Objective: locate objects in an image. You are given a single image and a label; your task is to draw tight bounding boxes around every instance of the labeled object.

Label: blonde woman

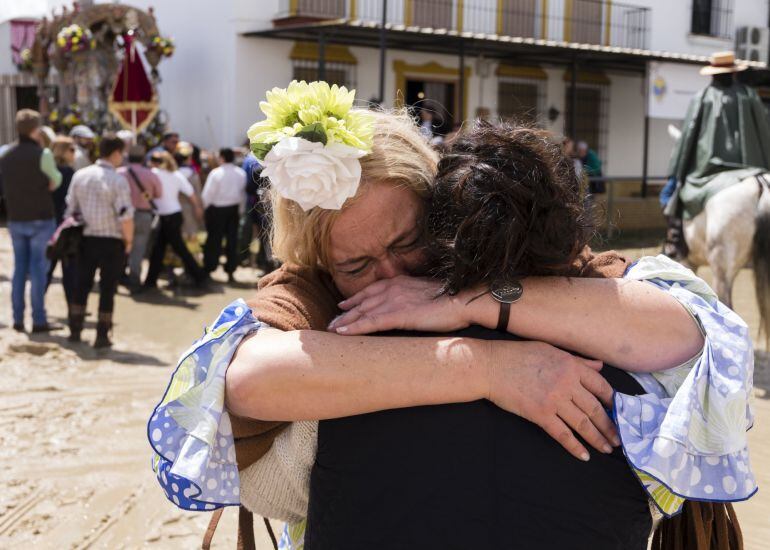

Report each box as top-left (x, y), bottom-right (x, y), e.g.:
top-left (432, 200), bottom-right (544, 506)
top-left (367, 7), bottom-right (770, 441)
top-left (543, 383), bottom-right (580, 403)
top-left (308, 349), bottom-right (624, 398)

top-left (150, 84), bottom-right (751, 548)
top-left (144, 151), bottom-right (207, 290)
top-left (46, 135), bottom-right (78, 303)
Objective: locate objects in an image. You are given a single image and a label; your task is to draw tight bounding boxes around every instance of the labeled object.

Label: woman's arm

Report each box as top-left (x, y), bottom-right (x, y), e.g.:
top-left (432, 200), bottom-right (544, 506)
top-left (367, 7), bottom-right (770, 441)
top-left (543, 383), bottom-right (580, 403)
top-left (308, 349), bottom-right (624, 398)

top-left (470, 277), bottom-right (703, 372)
top-left (329, 276), bottom-right (704, 372)
top-left (226, 328), bottom-right (618, 460)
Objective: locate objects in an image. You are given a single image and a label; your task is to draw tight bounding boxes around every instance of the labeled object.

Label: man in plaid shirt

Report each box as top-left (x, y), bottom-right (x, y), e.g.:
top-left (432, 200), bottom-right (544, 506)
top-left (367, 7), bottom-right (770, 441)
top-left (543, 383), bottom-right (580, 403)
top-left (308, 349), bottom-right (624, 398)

top-left (65, 134), bottom-right (134, 348)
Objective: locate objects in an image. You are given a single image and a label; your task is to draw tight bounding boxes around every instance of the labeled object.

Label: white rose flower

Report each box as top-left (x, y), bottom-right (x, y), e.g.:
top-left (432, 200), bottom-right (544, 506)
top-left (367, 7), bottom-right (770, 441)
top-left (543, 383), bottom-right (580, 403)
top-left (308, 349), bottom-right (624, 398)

top-left (261, 137), bottom-right (367, 211)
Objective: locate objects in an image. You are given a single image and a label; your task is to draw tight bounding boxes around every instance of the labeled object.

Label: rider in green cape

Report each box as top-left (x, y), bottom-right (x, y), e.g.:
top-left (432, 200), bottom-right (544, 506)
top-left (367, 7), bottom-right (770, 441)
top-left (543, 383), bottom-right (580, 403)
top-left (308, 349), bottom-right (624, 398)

top-left (662, 51), bottom-right (770, 259)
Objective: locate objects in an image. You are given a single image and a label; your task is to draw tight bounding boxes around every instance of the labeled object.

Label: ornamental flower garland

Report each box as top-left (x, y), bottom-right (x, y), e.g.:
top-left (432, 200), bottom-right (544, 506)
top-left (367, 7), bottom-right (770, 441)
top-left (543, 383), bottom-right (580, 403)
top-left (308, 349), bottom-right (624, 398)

top-left (247, 80), bottom-right (374, 211)
top-left (149, 36), bottom-right (175, 58)
top-left (56, 24), bottom-right (95, 54)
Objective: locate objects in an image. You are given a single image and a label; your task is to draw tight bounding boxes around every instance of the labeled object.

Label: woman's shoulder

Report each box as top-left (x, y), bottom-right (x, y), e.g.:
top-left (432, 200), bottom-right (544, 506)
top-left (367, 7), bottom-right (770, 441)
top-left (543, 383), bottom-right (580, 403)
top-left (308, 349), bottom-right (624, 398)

top-left (570, 246), bottom-right (630, 279)
top-left (247, 264), bottom-right (341, 331)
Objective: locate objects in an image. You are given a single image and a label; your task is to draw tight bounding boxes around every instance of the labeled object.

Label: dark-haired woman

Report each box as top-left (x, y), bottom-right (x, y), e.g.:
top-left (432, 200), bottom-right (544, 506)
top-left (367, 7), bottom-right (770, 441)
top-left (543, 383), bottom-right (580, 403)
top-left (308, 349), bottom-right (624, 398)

top-left (151, 115), bottom-right (752, 549)
top-left (319, 122), bottom-right (752, 549)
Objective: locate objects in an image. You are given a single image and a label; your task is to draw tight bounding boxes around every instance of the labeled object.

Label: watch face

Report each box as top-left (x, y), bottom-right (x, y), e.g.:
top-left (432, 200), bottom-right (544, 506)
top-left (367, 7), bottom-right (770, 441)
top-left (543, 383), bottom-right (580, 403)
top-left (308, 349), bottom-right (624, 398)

top-left (491, 280), bottom-right (523, 304)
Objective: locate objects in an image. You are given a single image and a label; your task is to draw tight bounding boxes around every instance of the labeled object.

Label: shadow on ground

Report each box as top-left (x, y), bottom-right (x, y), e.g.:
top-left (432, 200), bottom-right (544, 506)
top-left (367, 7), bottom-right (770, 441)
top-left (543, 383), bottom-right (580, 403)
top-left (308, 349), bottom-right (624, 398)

top-left (754, 350), bottom-right (770, 399)
top-left (27, 331), bottom-right (167, 366)
top-left (125, 287), bottom-right (205, 310)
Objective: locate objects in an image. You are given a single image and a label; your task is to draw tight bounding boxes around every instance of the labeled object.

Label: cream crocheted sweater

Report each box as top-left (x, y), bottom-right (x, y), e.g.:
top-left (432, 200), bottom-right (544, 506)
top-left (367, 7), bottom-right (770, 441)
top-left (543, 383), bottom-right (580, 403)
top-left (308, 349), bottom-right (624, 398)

top-left (238, 419), bottom-right (317, 523)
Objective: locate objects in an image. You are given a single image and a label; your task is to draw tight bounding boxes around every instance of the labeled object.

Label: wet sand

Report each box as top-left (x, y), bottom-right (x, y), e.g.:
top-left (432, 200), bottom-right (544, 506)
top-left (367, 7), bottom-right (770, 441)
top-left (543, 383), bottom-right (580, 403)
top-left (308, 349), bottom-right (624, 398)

top-left (0, 228), bottom-right (767, 548)
top-left (0, 228), bottom-right (273, 549)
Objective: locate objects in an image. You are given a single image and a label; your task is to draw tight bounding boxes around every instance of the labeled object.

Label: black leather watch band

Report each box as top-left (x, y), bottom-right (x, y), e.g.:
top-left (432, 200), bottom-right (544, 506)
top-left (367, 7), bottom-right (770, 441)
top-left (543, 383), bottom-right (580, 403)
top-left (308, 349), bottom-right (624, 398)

top-left (490, 280), bottom-right (523, 333)
top-left (496, 301), bottom-right (511, 332)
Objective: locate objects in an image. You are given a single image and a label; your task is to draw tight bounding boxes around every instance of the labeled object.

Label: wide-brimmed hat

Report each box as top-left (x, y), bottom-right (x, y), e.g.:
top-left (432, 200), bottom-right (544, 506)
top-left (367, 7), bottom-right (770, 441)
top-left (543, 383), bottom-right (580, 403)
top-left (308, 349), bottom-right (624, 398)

top-left (700, 51), bottom-right (749, 75)
top-left (69, 124), bottom-right (95, 139)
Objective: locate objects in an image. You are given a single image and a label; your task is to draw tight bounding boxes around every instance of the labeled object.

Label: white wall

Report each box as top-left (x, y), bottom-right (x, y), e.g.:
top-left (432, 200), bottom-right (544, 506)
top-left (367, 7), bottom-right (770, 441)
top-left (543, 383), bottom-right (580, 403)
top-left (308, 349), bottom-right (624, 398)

top-left (639, 0), bottom-right (768, 56)
top-left (119, 0), bottom-right (239, 147)
top-left (605, 73), bottom-right (646, 176)
top-left (233, 36), bottom-right (292, 145)
top-left (0, 21), bottom-right (15, 76)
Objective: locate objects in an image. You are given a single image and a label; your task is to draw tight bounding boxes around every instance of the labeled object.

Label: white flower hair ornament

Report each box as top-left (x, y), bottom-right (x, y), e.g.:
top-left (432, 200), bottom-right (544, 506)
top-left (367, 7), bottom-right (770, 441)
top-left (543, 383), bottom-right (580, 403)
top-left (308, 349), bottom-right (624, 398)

top-left (247, 81), bottom-right (375, 211)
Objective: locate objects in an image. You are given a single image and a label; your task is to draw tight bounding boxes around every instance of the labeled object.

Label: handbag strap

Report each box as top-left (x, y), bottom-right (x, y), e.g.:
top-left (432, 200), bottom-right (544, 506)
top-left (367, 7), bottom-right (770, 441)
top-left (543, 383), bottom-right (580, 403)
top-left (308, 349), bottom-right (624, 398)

top-left (201, 508), bottom-right (223, 550)
top-left (127, 167), bottom-right (158, 212)
top-left (199, 506), bottom-right (277, 550)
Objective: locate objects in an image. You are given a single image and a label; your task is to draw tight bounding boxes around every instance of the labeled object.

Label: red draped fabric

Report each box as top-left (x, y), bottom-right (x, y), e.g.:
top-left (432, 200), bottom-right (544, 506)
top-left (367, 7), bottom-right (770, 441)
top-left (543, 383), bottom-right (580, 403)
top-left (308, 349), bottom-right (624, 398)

top-left (10, 19), bottom-right (37, 65)
top-left (108, 33), bottom-right (158, 132)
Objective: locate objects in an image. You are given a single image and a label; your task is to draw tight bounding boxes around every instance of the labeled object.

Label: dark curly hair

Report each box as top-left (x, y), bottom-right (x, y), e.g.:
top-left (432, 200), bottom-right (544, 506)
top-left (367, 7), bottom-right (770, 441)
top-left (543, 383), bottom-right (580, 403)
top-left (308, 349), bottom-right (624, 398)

top-left (427, 120), bottom-right (593, 294)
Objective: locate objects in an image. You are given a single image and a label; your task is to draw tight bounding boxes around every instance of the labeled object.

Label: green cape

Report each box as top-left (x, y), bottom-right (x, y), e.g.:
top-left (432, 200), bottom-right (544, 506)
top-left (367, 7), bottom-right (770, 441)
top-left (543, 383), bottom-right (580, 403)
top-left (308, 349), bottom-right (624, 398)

top-left (664, 81), bottom-right (770, 219)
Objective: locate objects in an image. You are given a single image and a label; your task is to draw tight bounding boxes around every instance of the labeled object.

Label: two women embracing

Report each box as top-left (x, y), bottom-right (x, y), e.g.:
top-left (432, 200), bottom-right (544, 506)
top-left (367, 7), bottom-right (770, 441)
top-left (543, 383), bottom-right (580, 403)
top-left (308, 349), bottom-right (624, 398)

top-left (149, 81), bottom-right (755, 550)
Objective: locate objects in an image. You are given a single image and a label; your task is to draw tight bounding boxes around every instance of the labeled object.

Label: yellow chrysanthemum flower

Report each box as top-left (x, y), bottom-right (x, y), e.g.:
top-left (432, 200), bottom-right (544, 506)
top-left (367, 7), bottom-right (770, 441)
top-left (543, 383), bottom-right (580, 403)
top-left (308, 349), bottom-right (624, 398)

top-left (247, 80), bottom-right (374, 160)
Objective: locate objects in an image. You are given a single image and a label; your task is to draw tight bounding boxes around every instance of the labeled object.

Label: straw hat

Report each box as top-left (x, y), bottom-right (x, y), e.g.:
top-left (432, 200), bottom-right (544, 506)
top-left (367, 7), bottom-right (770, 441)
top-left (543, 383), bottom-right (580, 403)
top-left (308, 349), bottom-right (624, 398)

top-left (700, 51), bottom-right (749, 75)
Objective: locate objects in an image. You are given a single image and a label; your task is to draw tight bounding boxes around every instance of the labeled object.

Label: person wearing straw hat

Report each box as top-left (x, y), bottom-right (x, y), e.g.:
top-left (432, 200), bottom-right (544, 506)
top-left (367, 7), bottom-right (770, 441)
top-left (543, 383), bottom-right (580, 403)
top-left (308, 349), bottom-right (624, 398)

top-left (662, 51), bottom-right (770, 260)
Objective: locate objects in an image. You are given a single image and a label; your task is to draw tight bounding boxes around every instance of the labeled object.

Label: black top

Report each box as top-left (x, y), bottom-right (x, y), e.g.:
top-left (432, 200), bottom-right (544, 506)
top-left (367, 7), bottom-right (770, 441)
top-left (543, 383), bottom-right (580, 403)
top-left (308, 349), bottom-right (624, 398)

top-left (0, 138), bottom-right (55, 222)
top-left (305, 326), bottom-right (651, 550)
top-left (52, 165), bottom-right (75, 224)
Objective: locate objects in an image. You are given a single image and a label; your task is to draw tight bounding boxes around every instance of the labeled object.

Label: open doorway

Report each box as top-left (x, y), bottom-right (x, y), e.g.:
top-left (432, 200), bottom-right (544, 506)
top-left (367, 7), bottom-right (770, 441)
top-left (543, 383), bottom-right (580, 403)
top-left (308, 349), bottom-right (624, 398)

top-left (405, 79), bottom-right (457, 137)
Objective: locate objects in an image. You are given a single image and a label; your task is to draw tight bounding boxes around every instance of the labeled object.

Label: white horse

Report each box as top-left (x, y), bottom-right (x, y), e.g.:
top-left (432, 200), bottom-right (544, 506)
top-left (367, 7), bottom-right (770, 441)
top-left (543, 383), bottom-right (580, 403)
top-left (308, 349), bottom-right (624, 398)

top-left (682, 173), bottom-right (770, 336)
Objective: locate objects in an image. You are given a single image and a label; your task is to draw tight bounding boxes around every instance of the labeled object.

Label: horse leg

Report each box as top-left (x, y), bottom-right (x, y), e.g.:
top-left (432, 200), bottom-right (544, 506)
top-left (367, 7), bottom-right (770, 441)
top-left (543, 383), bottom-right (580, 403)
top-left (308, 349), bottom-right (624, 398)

top-left (708, 245), bottom-right (735, 308)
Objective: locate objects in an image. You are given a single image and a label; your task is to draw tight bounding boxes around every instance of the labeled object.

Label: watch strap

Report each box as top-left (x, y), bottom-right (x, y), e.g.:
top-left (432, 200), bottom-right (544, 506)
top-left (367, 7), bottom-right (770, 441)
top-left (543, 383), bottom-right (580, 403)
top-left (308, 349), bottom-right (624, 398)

top-left (496, 301), bottom-right (511, 332)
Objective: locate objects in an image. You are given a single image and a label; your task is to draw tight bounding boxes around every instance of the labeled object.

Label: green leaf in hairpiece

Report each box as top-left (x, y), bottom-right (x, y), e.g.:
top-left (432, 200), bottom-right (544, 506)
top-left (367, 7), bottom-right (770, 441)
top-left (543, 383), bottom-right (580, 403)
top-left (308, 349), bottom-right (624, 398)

top-left (295, 122), bottom-right (328, 145)
top-left (251, 141), bottom-right (275, 161)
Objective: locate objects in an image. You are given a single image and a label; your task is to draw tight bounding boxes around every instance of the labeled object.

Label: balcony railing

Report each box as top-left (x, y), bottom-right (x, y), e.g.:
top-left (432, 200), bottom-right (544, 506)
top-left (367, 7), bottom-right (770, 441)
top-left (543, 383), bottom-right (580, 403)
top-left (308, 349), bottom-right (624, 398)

top-left (276, 0), bottom-right (651, 50)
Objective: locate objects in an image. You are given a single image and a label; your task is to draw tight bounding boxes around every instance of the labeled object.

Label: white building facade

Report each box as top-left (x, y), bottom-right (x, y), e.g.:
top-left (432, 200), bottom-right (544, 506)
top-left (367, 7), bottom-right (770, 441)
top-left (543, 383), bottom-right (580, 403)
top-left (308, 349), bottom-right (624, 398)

top-left (2, 0), bottom-right (769, 180)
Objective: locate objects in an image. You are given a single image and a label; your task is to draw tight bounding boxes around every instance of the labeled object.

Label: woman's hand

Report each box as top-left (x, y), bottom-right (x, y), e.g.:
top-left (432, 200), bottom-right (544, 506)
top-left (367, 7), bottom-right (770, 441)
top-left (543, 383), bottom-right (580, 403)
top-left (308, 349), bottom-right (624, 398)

top-left (329, 275), bottom-right (474, 334)
top-left (487, 341), bottom-right (620, 461)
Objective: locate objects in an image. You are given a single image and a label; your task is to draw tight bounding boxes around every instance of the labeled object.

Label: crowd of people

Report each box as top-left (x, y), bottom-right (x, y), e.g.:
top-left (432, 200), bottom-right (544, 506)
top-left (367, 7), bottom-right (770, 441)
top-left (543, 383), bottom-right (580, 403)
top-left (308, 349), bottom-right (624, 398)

top-left (0, 109), bottom-right (274, 348)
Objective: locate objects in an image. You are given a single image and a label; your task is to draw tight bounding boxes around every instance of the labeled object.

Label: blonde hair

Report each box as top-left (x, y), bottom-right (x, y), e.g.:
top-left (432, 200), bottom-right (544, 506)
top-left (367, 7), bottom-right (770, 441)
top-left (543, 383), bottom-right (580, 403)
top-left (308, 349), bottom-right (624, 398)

top-left (270, 109), bottom-right (439, 270)
top-left (52, 136), bottom-right (74, 166)
top-left (153, 150), bottom-right (178, 172)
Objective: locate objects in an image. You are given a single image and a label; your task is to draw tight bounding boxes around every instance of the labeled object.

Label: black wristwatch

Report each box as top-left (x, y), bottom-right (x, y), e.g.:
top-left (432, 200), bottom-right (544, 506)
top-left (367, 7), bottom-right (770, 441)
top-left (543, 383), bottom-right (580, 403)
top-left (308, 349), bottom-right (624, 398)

top-left (490, 280), bottom-right (524, 332)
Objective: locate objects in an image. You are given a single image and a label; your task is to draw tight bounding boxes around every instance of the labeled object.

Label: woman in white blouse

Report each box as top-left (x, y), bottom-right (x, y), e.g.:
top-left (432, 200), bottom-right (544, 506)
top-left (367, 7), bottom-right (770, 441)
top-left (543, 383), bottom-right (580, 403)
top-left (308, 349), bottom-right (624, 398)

top-left (143, 151), bottom-right (208, 290)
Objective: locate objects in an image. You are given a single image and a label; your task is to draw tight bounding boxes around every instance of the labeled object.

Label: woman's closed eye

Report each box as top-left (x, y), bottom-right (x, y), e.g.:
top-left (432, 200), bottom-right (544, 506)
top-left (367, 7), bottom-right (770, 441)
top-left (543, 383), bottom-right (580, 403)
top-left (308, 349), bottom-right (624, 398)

top-left (340, 261), bottom-right (371, 277)
top-left (392, 237), bottom-right (420, 252)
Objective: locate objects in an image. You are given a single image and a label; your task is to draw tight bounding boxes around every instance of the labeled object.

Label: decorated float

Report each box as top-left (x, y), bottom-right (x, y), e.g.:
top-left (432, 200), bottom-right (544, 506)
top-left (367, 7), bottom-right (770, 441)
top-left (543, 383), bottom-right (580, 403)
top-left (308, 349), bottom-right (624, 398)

top-left (21, 1), bottom-right (173, 140)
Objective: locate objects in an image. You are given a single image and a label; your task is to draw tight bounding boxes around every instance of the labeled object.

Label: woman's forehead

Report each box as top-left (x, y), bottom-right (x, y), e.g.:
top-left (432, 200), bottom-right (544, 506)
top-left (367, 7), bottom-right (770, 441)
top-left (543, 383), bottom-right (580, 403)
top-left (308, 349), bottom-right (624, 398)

top-left (329, 184), bottom-right (422, 261)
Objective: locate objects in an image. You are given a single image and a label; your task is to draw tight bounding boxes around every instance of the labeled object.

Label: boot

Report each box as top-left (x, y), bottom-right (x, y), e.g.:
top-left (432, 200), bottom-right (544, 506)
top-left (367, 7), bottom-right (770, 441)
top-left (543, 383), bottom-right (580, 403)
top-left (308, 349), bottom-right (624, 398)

top-left (662, 215), bottom-right (689, 261)
top-left (93, 311), bottom-right (113, 349)
top-left (68, 304), bottom-right (85, 343)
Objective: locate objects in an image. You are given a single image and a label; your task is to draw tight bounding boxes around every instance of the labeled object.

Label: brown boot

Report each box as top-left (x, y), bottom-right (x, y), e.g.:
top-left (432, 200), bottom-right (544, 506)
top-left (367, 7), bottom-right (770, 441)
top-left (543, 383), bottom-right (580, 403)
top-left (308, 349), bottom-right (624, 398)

top-left (94, 311), bottom-right (113, 349)
top-left (68, 304), bottom-right (85, 343)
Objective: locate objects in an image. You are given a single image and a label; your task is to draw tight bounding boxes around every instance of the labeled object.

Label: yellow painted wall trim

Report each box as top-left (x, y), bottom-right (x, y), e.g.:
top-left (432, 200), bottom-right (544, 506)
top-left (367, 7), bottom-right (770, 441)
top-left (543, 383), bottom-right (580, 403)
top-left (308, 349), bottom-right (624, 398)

top-left (562, 69), bottom-right (611, 85)
top-left (457, 0), bottom-right (465, 33)
top-left (392, 60), bottom-right (471, 118)
top-left (290, 41), bottom-right (358, 64)
top-left (496, 63), bottom-right (548, 80)
top-left (405, 0), bottom-right (413, 26)
top-left (604, 0), bottom-right (612, 46)
top-left (564, 0), bottom-right (573, 42)
top-left (289, 0), bottom-right (298, 17)
top-left (350, 0), bottom-right (357, 20)
top-left (496, 0), bottom-right (503, 35)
